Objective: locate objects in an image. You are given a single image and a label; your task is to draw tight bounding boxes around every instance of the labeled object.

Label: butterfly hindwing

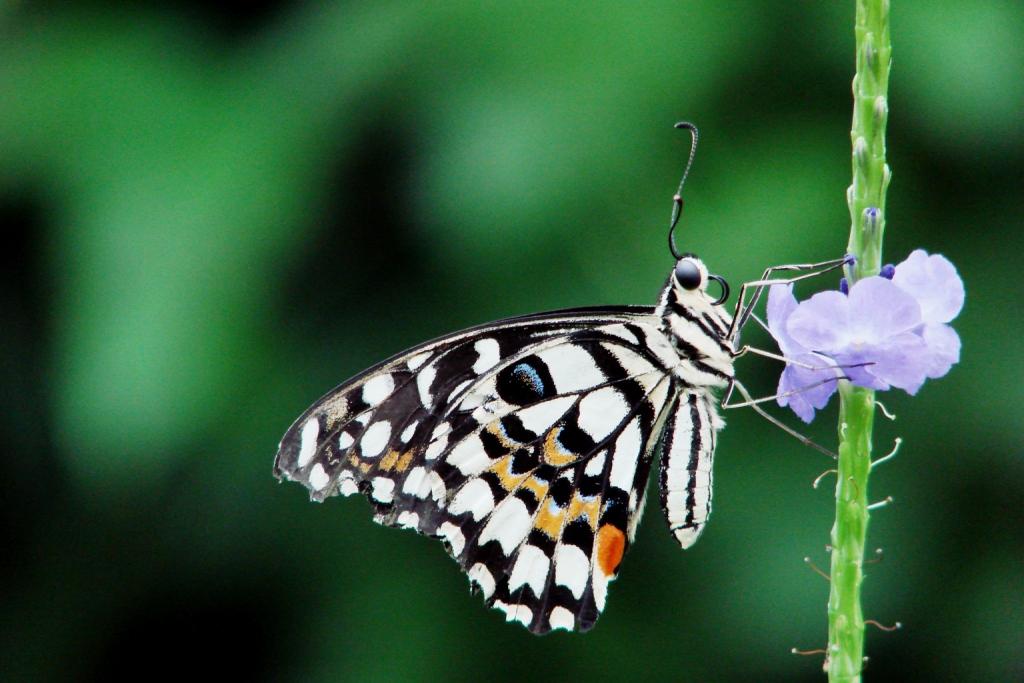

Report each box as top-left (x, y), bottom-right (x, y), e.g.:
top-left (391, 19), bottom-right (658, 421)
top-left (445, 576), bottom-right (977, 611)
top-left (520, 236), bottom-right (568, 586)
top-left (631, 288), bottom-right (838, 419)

top-left (274, 307), bottom-right (681, 633)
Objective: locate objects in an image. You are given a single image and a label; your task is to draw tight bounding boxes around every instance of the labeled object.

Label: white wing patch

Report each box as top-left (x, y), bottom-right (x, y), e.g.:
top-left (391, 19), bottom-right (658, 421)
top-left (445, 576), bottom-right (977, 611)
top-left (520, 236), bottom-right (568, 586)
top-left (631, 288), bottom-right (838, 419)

top-left (361, 373), bottom-right (395, 407)
top-left (478, 496), bottom-right (533, 555)
top-left (297, 418), bottom-right (319, 468)
top-left (577, 387), bottom-right (630, 441)
top-left (360, 421), bottom-right (391, 458)
top-left (538, 344), bottom-right (607, 393)
top-left (449, 478), bottom-right (497, 521)
top-left (472, 338), bottom-right (501, 374)
top-left (508, 544), bottom-right (550, 597)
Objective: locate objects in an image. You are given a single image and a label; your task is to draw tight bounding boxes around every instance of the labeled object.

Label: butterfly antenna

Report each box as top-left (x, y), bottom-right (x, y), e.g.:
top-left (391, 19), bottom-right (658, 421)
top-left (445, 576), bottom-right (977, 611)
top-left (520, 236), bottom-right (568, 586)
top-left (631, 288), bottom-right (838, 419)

top-left (668, 121), bottom-right (699, 260)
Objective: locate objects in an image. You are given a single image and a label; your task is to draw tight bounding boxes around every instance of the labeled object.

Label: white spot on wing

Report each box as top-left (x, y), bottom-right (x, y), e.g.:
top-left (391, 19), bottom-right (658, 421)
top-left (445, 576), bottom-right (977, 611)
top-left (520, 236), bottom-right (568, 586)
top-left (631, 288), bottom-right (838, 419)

top-left (537, 344), bottom-right (606, 393)
top-left (360, 421), bottom-right (391, 458)
top-left (554, 544), bottom-right (589, 599)
top-left (577, 386), bottom-right (630, 441)
top-left (338, 470), bottom-right (357, 496)
top-left (338, 431), bottom-right (354, 449)
top-left (446, 379), bottom-right (472, 404)
top-left (478, 496), bottom-right (532, 554)
top-left (309, 463), bottom-right (329, 491)
top-left (449, 478), bottom-right (496, 521)
top-left (446, 434), bottom-right (492, 476)
top-left (508, 544), bottom-right (550, 597)
top-left (396, 511), bottom-right (419, 529)
top-left (548, 606), bottom-right (576, 631)
top-left (583, 451), bottom-right (606, 477)
top-left (407, 351), bottom-right (431, 371)
top-left (403, 466), bottom-right (427, 496)
top-left (370, 476), bottom-right (395, 503)
top-left (297, 418), bottom-right (319, 468)
top-left (417, 362), bottom-right (437, 407)
top-left (472, 338), bottom-right (501, 374)
top-left (517, 396), bottom-right (576, 435)
top-left (438, 521), bottom-right (466, 556)
top-left (468, 563), bottom-right (496, 599)
top-left (495, 601), bottom-right (533, 627)
top-left (459, 389), bottom-right (488, 410)
top-left (609, 417), bottom-right (642, 490)
top-left (427, 471), bottom-right (446, 502)
top-left (400, 421), bottom-right (418, 443)
top-left (424, 433), bottom-right (448, 460)
top-left (361, 374), bottom-right (395, 407)
top-left (592, 567), bottom-right (610, 611)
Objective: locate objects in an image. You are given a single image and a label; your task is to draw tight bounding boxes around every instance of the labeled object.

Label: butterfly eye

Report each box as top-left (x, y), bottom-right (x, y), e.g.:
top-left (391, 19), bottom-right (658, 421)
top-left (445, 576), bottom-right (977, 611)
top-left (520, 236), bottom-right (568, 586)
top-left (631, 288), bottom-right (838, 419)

top-left (674, 259), bottom-right (702, 290)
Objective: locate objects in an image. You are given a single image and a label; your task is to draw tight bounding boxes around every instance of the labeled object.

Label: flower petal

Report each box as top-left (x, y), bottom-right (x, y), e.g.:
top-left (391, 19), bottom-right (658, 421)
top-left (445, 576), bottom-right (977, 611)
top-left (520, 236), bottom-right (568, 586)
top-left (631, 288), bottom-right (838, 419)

top-left (767, 283), bottom-right (804, 356)
top-left (788, 290), bottom-right (851, 351)
top-left (861, 332), bottom-right (931, 395)
top-left (921, 323), bottom-right (961, 379)
top-left (847, 276), bottom-right (923, 342)
top-left (892, 249), bottom-right (965, 324)
top-left (777, 352), bottom-right (840, 423)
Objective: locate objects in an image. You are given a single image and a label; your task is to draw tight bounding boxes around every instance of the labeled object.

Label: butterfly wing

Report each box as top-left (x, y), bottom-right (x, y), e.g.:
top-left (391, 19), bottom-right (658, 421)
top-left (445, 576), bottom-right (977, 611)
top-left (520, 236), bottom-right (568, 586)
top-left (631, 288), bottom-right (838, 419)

top-left (274, 306), bottom-right (681, 633)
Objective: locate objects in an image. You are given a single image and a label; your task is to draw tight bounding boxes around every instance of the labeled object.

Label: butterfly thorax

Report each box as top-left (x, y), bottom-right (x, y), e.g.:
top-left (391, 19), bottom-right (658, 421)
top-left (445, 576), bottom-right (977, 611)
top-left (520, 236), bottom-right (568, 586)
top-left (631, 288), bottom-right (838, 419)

top-left (655, 259), bottom-right (735, 390)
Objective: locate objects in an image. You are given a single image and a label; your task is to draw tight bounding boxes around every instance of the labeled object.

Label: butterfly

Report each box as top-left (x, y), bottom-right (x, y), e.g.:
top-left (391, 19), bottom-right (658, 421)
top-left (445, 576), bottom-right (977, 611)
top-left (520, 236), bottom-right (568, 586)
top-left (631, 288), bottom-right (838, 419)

top-left (274, 123), bottom-right (749, 634)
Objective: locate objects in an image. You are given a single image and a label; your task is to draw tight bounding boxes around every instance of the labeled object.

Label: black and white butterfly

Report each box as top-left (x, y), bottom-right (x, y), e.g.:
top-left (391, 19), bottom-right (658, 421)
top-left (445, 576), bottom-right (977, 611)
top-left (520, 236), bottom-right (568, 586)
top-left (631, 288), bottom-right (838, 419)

top-left (274, 123), bottom-right (842, 633)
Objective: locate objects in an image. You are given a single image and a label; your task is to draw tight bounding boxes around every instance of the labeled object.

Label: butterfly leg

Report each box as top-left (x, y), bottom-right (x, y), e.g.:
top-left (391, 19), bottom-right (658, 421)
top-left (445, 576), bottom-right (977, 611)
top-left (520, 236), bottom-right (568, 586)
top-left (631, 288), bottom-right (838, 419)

top-left (722, 380), bottom-right (838, 459)
top-left (721, 375), bottom-right (847, 410)
top-left (726, 256), bottom-right (851, 343)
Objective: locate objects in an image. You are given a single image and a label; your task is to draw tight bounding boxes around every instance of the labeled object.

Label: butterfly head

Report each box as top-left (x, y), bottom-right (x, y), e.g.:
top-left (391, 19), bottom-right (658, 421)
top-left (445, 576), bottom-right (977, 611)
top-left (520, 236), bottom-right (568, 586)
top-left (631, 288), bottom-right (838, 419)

top-left (671, 254), bottom-right (730, 307)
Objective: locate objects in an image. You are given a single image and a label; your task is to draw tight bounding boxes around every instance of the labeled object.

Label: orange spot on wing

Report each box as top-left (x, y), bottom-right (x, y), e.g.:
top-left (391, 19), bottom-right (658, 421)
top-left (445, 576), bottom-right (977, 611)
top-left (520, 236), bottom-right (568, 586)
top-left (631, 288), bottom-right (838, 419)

top-left (379, 449), bottom-right (400, 471)
top-left (395, 451), bottom-right (414, 472)
top-left (596, 524), bottom-right (626, 576)
top-left (542, 428), bottom-right (580, 466)
top-left (534, 501), bottom-right (566, 539)
top-left (568, 494), bottom-right (599, 530)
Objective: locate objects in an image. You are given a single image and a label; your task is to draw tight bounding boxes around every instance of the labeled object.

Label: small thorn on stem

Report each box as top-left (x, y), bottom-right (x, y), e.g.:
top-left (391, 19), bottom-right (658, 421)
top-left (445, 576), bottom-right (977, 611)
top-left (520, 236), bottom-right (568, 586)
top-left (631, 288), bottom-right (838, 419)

top-left (804, 556), bottom-right (831, 581)
top-left (876, 400), bottom-right (896, 420)
top-left (865, 619), bottom-right (902, 632)
top-left (813, 468), bottom-right (838, 489)
top-left (867, 495), bottom-right (894, 511)
top-left (825, 544), bottom-right (833, 553)
top-left (791, 647), bottom-right (828, 656)
top-left (871, 437), bottom-right (902, 469)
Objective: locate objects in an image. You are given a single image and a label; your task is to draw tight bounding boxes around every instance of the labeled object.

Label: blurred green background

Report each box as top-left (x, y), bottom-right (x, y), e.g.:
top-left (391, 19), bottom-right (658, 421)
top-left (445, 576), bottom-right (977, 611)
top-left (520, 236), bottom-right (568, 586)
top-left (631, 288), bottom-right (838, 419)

top-left (1, 2), bottom-right (1021, 681)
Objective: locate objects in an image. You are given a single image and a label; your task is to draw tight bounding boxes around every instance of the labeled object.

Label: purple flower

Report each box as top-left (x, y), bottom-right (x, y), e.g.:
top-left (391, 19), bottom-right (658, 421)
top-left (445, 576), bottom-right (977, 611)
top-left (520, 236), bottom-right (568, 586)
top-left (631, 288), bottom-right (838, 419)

top-left (767, 249), bottom-right (964, 421)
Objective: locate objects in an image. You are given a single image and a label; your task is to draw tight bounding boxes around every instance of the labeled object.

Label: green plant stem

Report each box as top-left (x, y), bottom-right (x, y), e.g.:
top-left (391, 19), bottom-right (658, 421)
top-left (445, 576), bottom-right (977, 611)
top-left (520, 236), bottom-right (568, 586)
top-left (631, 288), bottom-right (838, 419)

top-left (828, 1), bottom-right (891, 681)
